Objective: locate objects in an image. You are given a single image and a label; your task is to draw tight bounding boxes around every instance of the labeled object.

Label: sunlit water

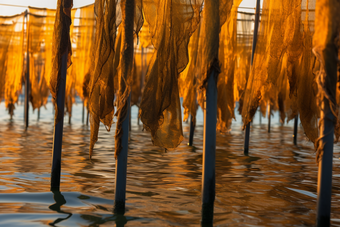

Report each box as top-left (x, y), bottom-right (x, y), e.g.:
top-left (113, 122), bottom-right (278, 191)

top-left (1, 97), bottom-right (340, 226)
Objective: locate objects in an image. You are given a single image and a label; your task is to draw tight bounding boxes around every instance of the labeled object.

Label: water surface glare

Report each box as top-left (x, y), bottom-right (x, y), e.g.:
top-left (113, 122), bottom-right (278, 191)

top-left (1, 101), bottom-right (340, 226)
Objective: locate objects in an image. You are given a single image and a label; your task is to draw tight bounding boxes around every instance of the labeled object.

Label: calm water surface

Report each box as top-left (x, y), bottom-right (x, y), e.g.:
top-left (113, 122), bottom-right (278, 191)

top-left (1, 100), bottom-right (340, 226)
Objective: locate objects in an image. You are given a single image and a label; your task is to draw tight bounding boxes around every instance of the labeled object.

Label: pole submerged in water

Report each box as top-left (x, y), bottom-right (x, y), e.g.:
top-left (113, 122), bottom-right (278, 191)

top-left (202, 70), bottom-right (217, 224)
top-left (314, 0), bottom-right (339, 224)
top-left (244, 123), bottom-right (250, 156)
top-left (50, 50), bottom-right (68, 191)
top-left (24, 10), bottom-right (30, 130)
top-left (188, 115), bottom-right (195, 146)
top-left (82, 101), bottom-right (85, 124)
top-left (267, 104), bottom-right (271, 133)
top-left (293, 114), bottom-right (298, 145)
top-left (316, 98), bottom-right (335, 227)
top-left (68, 107), bottom-right (72, 125)
top-left (114, 95), bottom-right (131, 214)
top-left (244, 0), bottom-right (261, 155)
top-left (86, 106), bottom-right (89, 126)
top-left (114, 0), bottom-right (134, 215)
top-left (201, 0), bottom-right (219, 223)
top-left (37, 108), bottom-right (40, 121)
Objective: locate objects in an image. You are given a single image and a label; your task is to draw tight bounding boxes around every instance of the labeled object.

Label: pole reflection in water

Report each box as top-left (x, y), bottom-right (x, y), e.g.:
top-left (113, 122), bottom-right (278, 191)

top-left (2, 101), bottom-right (340, 226)
top-left (48, 191), bottom-right (131, 226)
top-left (49, 191), bottom-right (72, 226)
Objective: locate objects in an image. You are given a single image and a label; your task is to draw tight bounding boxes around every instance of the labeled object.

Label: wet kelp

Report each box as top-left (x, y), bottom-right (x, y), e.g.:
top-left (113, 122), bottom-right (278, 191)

top-left (234, 12), bottom-right (253, 116)
top-left (73, 5), bottom-right (95, 104)
top-left (1, 0), bottom-right (340, 155)
top-left (139, 0), bottom-right (202, 148)
top-left (241, 0), bottom-right (319, 144)
top-left (0, 14), bottom-right (25, 117)
top-left (114, 0), bottom-right (144, 158)
top-left (313, 0), bottom-right (340, 162)
top-left (64, 9), bottom-right (77, 121)
top-left (85, 0), bottom-right (143, 158)
top-left (196, 0), bottom-right (232, 110)
top-left (216, 0), bottom-right (242, 132)
top-left (178, 24), bottom-right (201, 125)
top-left (49, 0), bottom-right (73, 125)
top-left (86, 0), bottom-right (118, 158)
top-left (28, 8), bottom-right (56, 111)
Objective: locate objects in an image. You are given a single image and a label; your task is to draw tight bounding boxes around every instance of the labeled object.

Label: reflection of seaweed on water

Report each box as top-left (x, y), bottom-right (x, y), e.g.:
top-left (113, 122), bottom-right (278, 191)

top-left (79, 213), bottom-right (148, 227)
top-left (80, 214), bottom-right (129, 227)
top-left (48, 190), bottom-right (72, 226)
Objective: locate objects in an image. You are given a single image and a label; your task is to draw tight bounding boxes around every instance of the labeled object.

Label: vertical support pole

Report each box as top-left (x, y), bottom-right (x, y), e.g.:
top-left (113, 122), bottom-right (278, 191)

top-left (293, 114), bottom-right (298, 145)
top-left (202, 70), bottom-right (217, 224)
top-left (244, 123), bottom-right (250, 156)
top-left (314, 1), bottom-right (339, 223)
top-left (317, 98), bottom-right (335, 226)
top-left (188, 115), bottom-right (195, 146)
top-left (267, 104), bottom-right (271, 133)
top-left (86, 106), bottom-right (89, 126)
top-left (68, 107), bottom-right (71, 125)
top-left (200, 0), bottom-right (219, 223)
top-left (82, 101), bottom-right (85, 124)
top-left (244, 0), bottom-right (261, 154)
top-left (37, 108), bottom-right (40, 121)
top-left (129, 103), bottom-right (131, 132)
top-left (114, 95), bottom-right (131, 214)
top-left (259, 109), bottom-right (261, 125)
top-left (24, 10), bottom-right (30, 130)
top-left (114, 0), bottom-right (134, 215)
top-left (50, 50), bottom-right (68, 191)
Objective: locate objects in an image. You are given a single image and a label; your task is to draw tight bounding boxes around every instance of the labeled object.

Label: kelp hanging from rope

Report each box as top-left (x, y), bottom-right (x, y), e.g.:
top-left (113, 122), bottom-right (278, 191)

top-left (196, 0), bottom-right (232, 110)
top-left (242, 0), bottom-right (303, 127)
top-left (241, 0), bottom-right (319, 144)
top-left (65, 9), bottom-right (77, 121)
top-left (0, 14), bottom-right (25, 117)
top-left (87, 0), bottom-right (118, 158)
top-left (121, 0), bottom-right (144, 109)
top-left (313, 0), bottom-right (340, 162)
top-left (131, 47), bottom-right (153, 107)
top-left (288, 0), bottom-right (319, 143)
top-left (49, 0), bottom-right (73, 125)
top-left (178, 23), bottom-right (201, 125)
top-left (28, 8), bottom-right (56, 111)
top-left (73, 4), bottom-right (95, 104)
top-left (139, 0), bottom-right (203, 148)
top-left (216, 0), bottom-right (242, 132)
top-left (234, 12), bottom-right (253, 116)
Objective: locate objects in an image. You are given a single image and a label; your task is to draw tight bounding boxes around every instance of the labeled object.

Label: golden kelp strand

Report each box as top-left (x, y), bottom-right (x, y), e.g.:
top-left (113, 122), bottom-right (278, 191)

top-left (49, 0), bottom-right (73, 125)
top-left (114, 0), bottom-right (138, 158)
top-left (140, 0), bottom-right (202, 149)
top-left (179, 23), bottom-right (201, 124)
top-left (216, 0), bottom-right (242, 132)
top-left (73, 4), bottom-right (95, 103)
top-left (313, 0), bottom-right (340, 163)
top-left (241, 0), bottom-right (318, 135)
top-left (87, 0), bottom-right (117, 159)
top-left (1, 14), bottom-right (25, 118)
top-left (28, 9), bottom-right (56, 111)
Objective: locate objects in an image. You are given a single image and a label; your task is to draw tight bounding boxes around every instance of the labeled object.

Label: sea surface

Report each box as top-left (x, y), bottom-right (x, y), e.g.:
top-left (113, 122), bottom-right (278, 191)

top-left (1, 97), bottom-right (340, 227)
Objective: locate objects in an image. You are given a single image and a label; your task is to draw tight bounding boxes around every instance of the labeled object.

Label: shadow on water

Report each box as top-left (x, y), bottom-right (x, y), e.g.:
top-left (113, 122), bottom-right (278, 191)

top-left (48, 190), bottom-right (72, 226)
top-left (47, 191), bottom-right (141, 227)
